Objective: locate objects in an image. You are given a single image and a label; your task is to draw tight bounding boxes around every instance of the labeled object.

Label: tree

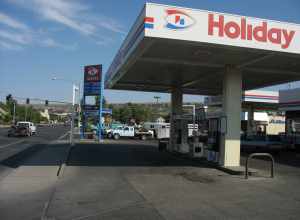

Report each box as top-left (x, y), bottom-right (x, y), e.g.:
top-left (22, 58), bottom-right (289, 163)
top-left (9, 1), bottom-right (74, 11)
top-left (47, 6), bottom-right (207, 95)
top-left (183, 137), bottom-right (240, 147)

top-left (95, 96), bottom-right (107, 107)
top-left (109, 103), bottom-right (153, 124)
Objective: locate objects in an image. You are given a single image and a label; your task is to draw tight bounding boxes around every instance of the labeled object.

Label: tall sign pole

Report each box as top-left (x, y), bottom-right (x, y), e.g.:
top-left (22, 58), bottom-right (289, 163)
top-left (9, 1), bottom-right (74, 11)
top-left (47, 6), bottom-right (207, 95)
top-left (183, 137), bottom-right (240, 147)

top-left (81, 87), bottom-right (85, 139)
top-left (70, 84), bottom-right (76, 146)
top-left (99, 71), bottom-right (104, 142)
top-left (83, 64), bottom-right (102, 141)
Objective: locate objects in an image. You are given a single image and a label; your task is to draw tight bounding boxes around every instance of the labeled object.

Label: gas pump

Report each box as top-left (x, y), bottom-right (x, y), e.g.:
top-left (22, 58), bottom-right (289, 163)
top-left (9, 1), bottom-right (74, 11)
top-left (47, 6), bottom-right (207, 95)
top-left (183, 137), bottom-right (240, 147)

top-left (207, 117), bottom-right (222, 162)
top-left (172, 115), bottom-right (189, 153)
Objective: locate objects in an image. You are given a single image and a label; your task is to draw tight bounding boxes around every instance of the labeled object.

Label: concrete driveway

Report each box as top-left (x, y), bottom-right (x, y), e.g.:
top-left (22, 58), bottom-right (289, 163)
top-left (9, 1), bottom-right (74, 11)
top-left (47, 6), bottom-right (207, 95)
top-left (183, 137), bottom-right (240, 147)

top-left (43, 140), bottom-right (300, 220)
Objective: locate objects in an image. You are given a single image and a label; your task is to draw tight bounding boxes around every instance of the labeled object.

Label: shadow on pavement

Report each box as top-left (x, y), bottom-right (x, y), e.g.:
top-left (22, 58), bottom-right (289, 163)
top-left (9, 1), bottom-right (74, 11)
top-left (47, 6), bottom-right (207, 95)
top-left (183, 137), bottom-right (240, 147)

top-left (0, 143), bottom-right (67, 168)
top-left (241, 151), bottom-right (300, 169)
top-left (66, 142), bottom-right (212, 168)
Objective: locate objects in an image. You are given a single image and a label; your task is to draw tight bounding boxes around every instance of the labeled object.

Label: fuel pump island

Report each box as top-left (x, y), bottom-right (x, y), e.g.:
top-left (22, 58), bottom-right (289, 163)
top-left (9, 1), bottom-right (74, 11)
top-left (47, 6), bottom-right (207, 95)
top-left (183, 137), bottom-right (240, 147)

top-left (105, 3), bottom-right (300, 168)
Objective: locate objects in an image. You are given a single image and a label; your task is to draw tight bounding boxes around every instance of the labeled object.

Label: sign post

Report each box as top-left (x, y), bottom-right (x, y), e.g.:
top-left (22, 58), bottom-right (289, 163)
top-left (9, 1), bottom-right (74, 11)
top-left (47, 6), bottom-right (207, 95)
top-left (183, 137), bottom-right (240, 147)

top-left (82, 64), bottom-right (103, 141)
top-left (99, 72), bottom-right (104, 142)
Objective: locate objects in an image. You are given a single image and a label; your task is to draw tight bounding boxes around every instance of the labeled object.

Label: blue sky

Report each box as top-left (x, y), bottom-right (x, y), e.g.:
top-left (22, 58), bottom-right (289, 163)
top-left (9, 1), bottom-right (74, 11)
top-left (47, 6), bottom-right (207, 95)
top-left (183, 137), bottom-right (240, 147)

top-left (0, 0), bottom-right (300, 104)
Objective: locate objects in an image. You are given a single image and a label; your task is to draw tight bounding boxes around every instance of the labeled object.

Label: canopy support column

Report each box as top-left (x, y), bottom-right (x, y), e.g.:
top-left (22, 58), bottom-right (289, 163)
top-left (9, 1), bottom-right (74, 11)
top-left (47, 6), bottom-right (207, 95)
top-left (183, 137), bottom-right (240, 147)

top-left (219, 66), bottom-right (242, 167)
top-left (247, 106), bottom-right (254, 136)
top-left (169, 87), bottom-right (183, 152)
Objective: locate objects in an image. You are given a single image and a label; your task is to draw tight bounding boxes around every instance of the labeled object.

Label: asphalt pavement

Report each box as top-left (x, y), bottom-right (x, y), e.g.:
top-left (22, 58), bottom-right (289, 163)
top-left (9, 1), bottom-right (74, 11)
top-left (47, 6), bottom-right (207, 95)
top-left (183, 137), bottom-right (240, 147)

top-left (0, 125), bottom-right (69, 162)
top-left (0, 125), bottom-right (69, 180)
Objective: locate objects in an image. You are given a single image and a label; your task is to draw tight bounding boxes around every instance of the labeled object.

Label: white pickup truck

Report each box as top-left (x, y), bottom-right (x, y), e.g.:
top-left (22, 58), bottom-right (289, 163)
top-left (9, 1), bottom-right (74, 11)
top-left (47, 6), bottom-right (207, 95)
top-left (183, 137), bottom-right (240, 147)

top-left (17, 121), bottom-right (37, 135)
top-left (109, 126), bottom-right (153, 140)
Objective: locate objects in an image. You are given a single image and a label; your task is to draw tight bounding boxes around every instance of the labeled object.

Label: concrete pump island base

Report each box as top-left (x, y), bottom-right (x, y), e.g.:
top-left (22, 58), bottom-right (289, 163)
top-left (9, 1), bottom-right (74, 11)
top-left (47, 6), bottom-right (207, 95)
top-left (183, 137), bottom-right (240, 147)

top-left (105, 3), bottom-right (300, 169)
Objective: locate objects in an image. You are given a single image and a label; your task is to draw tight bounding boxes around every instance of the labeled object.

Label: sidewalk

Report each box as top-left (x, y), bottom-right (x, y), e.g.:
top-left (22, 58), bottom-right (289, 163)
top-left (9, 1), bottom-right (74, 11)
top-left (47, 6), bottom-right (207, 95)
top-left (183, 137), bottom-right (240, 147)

top-left (0, 141), bottom-right (70, 220)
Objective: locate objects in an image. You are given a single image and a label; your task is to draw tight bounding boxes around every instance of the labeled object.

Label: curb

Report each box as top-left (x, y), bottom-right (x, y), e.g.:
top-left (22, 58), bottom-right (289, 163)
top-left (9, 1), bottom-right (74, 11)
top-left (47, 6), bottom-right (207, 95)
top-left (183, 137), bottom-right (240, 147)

top-left (57, 144), bottom-right (73, 178)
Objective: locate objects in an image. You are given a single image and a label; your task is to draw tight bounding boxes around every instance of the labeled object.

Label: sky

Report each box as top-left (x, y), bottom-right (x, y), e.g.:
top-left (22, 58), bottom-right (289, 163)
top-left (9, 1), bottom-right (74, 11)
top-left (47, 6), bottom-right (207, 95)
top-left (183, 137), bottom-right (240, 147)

top-left (0, 0), bottom-right (300, 104)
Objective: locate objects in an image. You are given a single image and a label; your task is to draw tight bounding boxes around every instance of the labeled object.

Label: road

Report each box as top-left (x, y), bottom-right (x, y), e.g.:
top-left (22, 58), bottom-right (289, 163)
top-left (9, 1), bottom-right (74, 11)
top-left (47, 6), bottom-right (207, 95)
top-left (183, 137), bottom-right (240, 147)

top-left (0, 125), bottom-right (69, 161)
top-left (0, 125), bottom-right (69, 147)
top-left (0, 125), bottom-right (69, 180)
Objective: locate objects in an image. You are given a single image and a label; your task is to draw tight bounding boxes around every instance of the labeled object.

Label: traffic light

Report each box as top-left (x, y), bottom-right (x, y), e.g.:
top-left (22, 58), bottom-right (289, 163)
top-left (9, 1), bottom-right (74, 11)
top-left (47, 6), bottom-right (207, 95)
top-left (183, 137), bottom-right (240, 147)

top-left (45, 100), bottom-right (49, 106)
top-left (6, 94), bottom-right (12, 103)
top-left (26, 98), bottom-right (30, 104)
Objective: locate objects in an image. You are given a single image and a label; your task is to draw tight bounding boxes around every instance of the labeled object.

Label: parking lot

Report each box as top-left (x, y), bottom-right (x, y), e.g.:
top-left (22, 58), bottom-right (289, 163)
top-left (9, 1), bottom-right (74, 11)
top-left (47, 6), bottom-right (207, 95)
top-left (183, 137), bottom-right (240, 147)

top-left (1, 136), bottom-right (299, 220)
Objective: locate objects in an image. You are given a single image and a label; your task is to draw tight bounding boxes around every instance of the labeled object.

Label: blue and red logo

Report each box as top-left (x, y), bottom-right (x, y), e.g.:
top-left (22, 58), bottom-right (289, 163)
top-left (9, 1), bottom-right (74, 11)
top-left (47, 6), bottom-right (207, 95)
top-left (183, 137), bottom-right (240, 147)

top-left (144, 17), bottom-right (154, 29)
top-left (165, 9), bottom-right (195, 30)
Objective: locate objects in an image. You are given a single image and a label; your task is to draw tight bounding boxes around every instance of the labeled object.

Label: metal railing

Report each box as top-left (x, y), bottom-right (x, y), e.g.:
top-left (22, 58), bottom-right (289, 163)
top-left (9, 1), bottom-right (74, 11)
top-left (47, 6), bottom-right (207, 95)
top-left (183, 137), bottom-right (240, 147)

top-left (245, 153), bottom-right (275, 179)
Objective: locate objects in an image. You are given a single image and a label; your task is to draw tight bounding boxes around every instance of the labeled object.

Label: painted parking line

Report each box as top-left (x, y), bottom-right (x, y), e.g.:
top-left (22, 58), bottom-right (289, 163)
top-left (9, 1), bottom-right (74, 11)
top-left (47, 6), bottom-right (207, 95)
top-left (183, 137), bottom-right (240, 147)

top-left (0, 139), bottom-right (25, 149)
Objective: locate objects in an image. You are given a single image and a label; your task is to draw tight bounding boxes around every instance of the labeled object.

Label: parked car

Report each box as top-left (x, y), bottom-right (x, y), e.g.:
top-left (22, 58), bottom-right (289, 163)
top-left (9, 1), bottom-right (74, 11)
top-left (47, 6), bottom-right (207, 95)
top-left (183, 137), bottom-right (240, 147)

top-left (14, 124), bottom-right (31, 137)
top-left (16, 121), bottom-right (36, 135)
top-left (241, 135), bottom-right (284, 153)
top-left (7, 125), bottom-right (17, 137)
top-left (108, 126), bottom-right (153, 140)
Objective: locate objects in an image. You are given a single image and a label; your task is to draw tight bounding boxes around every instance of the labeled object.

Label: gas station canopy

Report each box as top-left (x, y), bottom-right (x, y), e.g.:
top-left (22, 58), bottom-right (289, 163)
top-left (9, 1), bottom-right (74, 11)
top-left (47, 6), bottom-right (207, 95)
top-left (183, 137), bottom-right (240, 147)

top-left (105, 3), bottom-right (300, 95)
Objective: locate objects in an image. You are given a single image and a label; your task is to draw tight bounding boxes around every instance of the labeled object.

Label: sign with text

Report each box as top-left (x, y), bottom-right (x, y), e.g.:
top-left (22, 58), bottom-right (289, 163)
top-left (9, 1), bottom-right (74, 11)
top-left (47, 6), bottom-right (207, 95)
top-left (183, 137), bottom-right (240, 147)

top-left (83, 108), bottom-right (112, 117)
top-left (84, 65), bottom-right (102, 82)
top-left (82, 64), bottom-right (104, 140)
top-left (145, 4), bottom-right (300, 54)
top-left (83, 105), bottom-right (99, 111)
top-left (84, 65), bottom-right (102, 95)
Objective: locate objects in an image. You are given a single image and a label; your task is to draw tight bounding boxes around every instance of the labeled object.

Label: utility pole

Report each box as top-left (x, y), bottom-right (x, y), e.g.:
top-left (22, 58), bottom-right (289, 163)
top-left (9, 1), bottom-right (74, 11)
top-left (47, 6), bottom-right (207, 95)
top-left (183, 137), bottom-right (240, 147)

top-left (154, 96), bottom-right (161, 104)
top-left (25, 98), bottom-right (30, 121)
top-left (154, 96), bottom-right (161, 120)
top-left (51, 77), bottom-right (79, 146)
top-left (70, 84), bottom-right (77, 146)
top-left (13, 100), bottom-right (16, 124)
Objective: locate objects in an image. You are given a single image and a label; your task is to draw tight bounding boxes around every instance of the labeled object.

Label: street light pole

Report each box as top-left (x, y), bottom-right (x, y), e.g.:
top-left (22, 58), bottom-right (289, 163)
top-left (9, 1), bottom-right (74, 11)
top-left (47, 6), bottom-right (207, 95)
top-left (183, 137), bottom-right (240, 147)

top-left (77, 82), bottom-right (81, 128)
top-left (52, 77), bottom-right (80, 146)
top-left (154, 96), bottom-right (161, 120)
top-left (25, 103), bottom-right (28, 122)
top-left (154, 96), bottom-right (161, 104)
top-left (13, 101), bottom-right (16, 124)
top-left (70, 84), bottom-right (76, 146)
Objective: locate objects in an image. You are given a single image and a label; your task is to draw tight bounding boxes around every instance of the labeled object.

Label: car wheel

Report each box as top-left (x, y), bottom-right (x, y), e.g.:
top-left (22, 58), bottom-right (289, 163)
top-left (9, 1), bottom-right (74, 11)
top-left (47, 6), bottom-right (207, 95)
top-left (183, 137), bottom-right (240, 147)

top-left (141, 135), bottom-right (147, 141)
top-left (107, 133), bottom-right (112, 139)
top-left (114, 134), bottom-right (120, 140)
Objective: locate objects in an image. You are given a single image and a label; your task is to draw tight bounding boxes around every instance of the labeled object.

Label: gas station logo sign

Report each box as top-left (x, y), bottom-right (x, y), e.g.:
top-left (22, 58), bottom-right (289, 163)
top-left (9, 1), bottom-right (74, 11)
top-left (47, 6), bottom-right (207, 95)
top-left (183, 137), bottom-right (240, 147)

top-left (165, 9), bottom-right (195, 30)
top-left (84, 64), bottom-right (102, 96)
top-left (208, 14), bottom-right (296, 49)
top-left (84, 65), bottom-right (102, 82)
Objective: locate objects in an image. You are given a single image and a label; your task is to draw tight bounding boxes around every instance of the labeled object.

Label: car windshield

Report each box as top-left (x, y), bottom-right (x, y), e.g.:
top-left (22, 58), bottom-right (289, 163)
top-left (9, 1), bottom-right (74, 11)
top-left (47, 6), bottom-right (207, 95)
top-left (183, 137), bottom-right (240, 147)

top-left (18, 123), bottom-right (29, 127)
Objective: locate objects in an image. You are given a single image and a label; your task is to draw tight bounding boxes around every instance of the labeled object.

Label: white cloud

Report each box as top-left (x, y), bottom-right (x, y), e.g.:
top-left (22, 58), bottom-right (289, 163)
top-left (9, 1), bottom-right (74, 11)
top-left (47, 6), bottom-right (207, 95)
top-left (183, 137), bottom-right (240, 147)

top-left (0, 8), bottom-right (78, 51)
top-left (41, 6), bottom-right (96, 35)
top-left (96, 39), bottom-right (111, 46)
top-left (7, 0), bottom-right (125, 38)
top-left (40, 38), bottom-right (59, 47)
top-left (0, 29), bottom-right (31, 44)
top-left (0, 12), bottom-right (29, 30)
top-left (40, 38), bottom-right (78, 50)
top-left (97, 20), bottom-right (126, 35)
top-left (2, 0), bottom-right (125, 50)
top-left (0, 40), bottom-right (23, 50)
